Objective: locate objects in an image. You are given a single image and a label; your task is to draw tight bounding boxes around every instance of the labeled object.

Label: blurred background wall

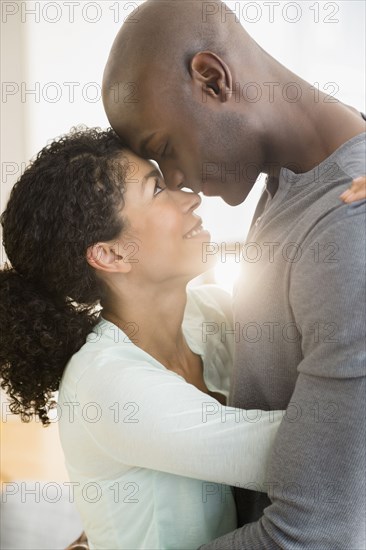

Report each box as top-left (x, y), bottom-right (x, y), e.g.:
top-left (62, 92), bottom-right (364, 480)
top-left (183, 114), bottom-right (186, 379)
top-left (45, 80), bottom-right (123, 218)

top-left (0, 1), bottom-right (365, 547)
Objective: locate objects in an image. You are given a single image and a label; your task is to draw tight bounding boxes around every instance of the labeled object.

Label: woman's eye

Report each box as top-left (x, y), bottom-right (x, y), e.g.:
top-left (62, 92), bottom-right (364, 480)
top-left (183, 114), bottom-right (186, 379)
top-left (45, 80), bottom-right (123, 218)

top-left (153, 178), bottom-right (165, 196)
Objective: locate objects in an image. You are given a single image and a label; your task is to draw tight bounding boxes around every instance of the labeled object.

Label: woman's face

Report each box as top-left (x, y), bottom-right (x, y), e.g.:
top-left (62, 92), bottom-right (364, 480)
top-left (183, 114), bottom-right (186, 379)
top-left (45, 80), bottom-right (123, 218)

top-left (116, 150), bottom-right (215, 285)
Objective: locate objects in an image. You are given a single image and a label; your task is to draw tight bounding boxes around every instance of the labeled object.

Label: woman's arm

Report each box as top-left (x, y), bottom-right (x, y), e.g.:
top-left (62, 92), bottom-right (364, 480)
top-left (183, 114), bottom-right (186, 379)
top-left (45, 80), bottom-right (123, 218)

top-left (340, 175), bottom-right (366, 203)
top-left (72, 360), bottom-right (283, 489)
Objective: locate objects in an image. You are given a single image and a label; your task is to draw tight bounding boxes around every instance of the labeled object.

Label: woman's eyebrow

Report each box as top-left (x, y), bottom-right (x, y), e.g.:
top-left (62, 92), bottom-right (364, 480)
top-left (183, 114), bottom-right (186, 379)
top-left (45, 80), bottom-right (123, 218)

top-left (142, 169), bottom-right (162, 191)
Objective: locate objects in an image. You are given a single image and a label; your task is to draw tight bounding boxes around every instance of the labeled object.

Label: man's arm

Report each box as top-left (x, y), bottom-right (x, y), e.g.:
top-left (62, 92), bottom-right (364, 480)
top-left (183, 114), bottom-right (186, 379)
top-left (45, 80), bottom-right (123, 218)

top-left (200, 203), bottom-right (366, 549)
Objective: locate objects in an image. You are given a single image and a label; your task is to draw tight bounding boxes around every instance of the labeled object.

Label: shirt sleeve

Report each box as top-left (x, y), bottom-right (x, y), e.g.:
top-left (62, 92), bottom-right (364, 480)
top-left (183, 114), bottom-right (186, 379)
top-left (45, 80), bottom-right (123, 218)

top-left (71, 357), bottom-right (283, 489)
top-left (199, 202), bottom-right (366, 549)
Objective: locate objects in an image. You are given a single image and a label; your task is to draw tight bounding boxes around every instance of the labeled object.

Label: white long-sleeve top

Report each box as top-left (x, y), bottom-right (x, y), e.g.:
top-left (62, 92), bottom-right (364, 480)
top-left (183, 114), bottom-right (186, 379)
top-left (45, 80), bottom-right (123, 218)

top-left (58, 285), bottom-right (283, 549)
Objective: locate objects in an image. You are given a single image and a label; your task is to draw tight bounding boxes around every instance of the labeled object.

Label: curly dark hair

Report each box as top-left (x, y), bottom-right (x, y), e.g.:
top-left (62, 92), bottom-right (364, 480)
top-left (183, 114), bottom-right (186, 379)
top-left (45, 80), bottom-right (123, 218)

top-left (0, 126), bottom-right (129, 425)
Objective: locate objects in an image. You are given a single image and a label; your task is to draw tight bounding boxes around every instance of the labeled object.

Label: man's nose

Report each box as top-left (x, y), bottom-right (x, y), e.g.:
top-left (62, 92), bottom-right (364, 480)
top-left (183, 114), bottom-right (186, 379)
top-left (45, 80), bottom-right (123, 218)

top-left (161, 166), bottom-right (186, 190)
top-left (160, 165), bottom-right (201, 211)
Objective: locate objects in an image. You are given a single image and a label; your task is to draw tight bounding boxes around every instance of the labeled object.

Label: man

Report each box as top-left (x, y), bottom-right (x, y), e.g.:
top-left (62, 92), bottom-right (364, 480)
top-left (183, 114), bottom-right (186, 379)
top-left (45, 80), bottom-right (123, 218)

top-left (102, 0), bottom-right (366, 547)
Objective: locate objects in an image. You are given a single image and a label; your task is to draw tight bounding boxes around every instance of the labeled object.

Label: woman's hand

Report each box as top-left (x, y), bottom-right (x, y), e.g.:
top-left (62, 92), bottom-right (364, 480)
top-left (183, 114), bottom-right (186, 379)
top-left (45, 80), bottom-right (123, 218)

top-left (340, 176), bottom-right (366, 203)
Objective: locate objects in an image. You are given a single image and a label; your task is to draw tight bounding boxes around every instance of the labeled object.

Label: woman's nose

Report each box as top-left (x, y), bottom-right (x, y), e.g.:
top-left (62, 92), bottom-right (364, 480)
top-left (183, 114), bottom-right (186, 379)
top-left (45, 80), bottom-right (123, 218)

top-left (169, 187), bottom-right (201, 214)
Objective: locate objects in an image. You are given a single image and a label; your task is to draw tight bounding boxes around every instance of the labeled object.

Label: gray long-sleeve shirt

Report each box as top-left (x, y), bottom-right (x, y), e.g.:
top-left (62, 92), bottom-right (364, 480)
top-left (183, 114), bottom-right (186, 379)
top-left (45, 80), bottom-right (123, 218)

top-left (201, 132), bottom-right (366, 549)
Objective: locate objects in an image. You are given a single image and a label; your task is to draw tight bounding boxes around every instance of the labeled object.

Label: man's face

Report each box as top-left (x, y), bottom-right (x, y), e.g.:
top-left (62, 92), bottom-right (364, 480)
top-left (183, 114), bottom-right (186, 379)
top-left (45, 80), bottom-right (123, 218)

top-left (104, 73), bottom-right (260, 206)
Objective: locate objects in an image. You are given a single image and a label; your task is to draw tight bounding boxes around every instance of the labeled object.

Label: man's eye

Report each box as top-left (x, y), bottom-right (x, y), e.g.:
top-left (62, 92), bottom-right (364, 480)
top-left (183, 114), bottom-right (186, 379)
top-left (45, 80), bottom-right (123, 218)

top-left (158, 142), bottom-right (168, 159)
top-left (153, 178), bottom-right (165, 196)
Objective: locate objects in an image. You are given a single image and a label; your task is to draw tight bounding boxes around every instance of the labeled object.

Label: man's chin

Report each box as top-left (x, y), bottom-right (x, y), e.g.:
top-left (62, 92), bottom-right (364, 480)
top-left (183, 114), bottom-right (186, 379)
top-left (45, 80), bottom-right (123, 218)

top-left (221, 194), bottom-right (247, 206)
top-left (201, 181), bottom-right (247, 206)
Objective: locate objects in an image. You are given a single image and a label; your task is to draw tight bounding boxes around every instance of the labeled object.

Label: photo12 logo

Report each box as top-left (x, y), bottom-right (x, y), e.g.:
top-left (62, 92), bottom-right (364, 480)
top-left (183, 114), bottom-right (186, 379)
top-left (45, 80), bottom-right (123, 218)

top-left (202, 1), bottom-right (340, 24)
top-left (1, 81), bottom-right (139, 105)
top-left (1, 1), bottom-right (142, 24)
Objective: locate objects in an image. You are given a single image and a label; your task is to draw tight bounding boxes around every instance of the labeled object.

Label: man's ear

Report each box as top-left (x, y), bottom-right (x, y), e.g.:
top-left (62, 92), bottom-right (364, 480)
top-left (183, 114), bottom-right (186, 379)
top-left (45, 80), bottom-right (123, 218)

top-left (86, 241), bottom-right (132, 274)
top-left (190, 51), bottom-right (233, 102)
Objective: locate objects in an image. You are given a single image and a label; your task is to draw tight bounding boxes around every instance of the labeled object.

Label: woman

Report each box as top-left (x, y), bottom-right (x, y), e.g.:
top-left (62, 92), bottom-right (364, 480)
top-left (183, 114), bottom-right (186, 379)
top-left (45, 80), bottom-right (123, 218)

top-left (0, 127), bottom-right (364, 549)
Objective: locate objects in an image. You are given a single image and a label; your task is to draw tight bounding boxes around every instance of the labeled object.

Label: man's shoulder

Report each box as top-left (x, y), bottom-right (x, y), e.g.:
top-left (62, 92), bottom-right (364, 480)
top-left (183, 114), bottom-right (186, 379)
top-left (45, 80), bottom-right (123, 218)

top-left (266, 174), bottom-right (366, 251)
top-left (296, 197), bottom-right (366, 252)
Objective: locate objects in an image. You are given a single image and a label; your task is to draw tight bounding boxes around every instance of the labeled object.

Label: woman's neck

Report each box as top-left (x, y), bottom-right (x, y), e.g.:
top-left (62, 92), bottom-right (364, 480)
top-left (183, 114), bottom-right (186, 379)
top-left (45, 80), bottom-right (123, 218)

top-left (101, 281), bottom-right (194, 372)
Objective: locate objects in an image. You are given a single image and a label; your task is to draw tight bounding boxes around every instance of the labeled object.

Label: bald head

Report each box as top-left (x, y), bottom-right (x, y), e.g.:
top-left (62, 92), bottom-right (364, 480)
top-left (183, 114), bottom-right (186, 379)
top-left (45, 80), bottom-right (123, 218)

top-left (101, 0), bottom-right (282, 205)
top-left (103, 0), bottom-right (255, 93)
top-left (102, 0), bottom-right (260, 119)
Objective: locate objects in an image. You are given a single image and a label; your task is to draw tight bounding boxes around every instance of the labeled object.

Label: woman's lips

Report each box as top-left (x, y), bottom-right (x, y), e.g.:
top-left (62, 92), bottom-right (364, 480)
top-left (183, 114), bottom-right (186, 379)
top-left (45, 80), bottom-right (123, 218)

top-left (183, 224), bottom-right (210, 239)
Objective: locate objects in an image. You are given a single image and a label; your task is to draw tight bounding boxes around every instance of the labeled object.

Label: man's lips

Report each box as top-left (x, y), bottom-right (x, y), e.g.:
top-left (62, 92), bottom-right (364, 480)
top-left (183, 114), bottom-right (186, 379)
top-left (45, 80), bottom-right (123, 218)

top-left (201, 181), bottom-right (217, 196)
top-left (201, 182), bottom-right (208, 195)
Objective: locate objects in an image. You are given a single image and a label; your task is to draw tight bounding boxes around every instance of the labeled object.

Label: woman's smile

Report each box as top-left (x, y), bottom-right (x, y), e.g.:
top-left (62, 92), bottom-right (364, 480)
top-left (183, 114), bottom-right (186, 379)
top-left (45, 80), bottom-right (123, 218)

top-left (183, 219), bottom-right (210, 239)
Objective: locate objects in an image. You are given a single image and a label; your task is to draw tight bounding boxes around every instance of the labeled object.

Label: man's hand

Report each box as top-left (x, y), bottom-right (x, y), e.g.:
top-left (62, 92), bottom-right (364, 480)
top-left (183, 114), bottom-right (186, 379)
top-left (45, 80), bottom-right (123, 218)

top-left (340, 176), bottom-right (366, 203)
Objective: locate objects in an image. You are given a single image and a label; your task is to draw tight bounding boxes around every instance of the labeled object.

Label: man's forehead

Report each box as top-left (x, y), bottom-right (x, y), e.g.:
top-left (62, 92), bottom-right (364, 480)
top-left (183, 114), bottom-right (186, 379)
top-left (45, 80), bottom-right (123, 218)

top-left (105, 100), bottom-right (155, 154)
top-left (106, 69), bottom-right (152, 113)
top-left (105, 75), bottom-right (177, 145)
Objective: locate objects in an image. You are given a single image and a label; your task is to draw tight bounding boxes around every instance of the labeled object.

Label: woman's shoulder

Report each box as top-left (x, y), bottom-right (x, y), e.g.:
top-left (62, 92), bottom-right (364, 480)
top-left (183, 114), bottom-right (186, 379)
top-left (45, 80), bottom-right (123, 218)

top-left (185, 284), bottom-right (233, 324)
top-left (59, 319), bottom-right (158, 396)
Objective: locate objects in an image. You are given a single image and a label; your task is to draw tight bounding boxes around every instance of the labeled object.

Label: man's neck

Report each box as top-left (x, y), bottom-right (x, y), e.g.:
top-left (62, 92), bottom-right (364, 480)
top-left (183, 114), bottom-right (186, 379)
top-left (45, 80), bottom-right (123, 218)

top-left (264, 89), bottom-right (365, 178)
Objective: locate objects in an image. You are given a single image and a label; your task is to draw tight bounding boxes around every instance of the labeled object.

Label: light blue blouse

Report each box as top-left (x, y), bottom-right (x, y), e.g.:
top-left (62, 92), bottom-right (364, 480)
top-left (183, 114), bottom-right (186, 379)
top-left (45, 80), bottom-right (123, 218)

top-left (58, 285), bottom-right (282, 549)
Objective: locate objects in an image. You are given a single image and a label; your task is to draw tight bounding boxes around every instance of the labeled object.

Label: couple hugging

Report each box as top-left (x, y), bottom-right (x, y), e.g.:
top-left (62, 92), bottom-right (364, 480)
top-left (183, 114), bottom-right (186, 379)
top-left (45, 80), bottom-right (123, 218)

top-left (1, 1), bottom-right (365, 549)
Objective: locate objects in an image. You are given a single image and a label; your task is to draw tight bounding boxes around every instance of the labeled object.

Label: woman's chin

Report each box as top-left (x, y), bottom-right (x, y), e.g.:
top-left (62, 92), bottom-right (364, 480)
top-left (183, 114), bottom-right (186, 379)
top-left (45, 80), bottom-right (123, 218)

top-left (186, 257), bottom-right (218, 283)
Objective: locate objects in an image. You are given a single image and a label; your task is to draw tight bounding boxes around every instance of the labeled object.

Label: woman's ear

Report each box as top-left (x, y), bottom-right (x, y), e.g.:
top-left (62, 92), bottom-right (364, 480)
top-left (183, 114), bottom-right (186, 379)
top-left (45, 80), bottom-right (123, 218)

top-left (190, 51), bottom-right (233, 103)
top-left (86, 241), bottom-right (132, 274)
